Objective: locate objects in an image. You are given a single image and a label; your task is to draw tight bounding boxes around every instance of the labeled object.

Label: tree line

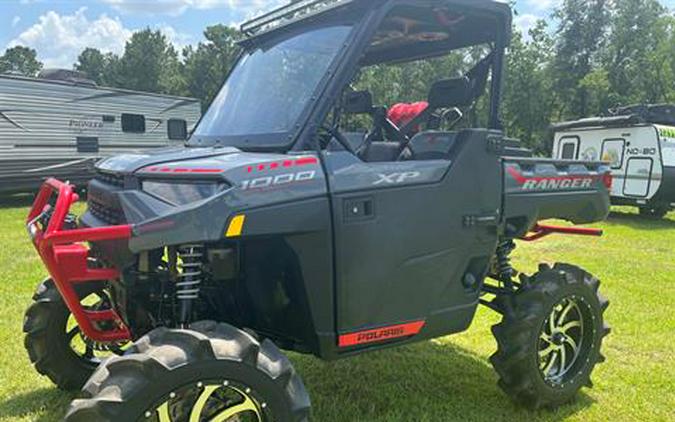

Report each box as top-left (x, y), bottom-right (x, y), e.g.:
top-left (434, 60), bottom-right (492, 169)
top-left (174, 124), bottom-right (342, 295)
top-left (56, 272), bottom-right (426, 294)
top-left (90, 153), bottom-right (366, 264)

top-left (1, 0), bottom-right (674, 152)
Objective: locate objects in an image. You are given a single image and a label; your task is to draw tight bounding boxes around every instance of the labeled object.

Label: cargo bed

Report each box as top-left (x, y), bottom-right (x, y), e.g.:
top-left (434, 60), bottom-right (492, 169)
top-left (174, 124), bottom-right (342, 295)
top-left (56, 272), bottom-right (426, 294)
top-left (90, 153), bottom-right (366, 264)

top-left (502, 157), bottom-right (612, 238)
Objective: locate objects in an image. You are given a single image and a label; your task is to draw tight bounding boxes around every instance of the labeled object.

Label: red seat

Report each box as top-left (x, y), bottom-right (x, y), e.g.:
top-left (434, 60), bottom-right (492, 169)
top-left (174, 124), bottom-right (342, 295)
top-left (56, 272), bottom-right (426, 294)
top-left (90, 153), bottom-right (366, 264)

top-left (387, 102), bottom-right (429, 133)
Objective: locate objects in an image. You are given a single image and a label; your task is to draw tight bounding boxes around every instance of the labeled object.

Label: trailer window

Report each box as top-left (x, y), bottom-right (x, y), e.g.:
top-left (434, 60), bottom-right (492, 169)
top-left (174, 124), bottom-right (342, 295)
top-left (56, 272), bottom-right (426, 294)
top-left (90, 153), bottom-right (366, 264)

top-left (559, 136), bottom-right (579, 160)
top-left (121, 114), bottom-right (146, 133)
top-left (168, 119), bottom-right (188, 140)
top-left (77, 137), bottom-right (99, 153)
top-left (601, 139), bottom-right (625, 169)
top-left (561, 143), bottom-right (576, 159)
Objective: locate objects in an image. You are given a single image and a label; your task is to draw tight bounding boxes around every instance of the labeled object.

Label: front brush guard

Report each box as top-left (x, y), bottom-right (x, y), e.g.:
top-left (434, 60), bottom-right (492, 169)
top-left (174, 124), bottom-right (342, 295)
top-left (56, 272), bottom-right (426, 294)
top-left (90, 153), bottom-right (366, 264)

top-left (27, 178), bottom-right (132, 342)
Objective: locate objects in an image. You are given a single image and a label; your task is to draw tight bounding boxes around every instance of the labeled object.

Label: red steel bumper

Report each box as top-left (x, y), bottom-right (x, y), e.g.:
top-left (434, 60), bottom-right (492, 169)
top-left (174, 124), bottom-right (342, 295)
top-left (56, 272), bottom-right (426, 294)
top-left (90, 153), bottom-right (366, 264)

top-left (27, 178), bottom-right (132, 342)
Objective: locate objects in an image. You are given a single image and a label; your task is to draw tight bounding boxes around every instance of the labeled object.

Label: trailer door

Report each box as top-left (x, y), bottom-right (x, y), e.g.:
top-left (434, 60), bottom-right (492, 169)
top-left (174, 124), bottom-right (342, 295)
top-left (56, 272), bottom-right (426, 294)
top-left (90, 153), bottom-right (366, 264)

top-left (624, 158), bottom-right (653, 197)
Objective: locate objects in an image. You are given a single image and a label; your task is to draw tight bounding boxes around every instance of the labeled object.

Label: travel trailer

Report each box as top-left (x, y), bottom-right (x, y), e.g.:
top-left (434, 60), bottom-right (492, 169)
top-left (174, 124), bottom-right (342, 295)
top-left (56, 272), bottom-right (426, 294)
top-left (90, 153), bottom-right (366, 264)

top-left (552, 104), bottom-right (675, 218)
top-left (0, 70), bottom-right (201, 193)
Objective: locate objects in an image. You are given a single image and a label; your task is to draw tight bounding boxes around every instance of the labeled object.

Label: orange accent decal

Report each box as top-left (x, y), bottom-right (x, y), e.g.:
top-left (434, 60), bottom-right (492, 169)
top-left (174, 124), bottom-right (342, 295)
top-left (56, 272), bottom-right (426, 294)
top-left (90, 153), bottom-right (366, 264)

top-left (338, 321), bottom-right (425, 348)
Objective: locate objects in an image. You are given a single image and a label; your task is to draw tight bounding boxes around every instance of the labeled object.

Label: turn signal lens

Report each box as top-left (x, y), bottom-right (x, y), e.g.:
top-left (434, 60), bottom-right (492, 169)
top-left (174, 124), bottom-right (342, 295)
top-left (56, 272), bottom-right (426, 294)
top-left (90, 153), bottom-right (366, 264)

top-left (226, 215), bottom-right (246, 238)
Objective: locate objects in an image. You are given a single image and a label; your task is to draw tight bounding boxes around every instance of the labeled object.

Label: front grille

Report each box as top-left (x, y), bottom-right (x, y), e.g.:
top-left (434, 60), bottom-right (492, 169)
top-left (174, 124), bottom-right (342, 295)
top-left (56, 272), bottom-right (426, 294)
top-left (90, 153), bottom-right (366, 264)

top-left (95, 171), bottom-right (125, 188)
top-left (89, 197), bottom-right (125, 225)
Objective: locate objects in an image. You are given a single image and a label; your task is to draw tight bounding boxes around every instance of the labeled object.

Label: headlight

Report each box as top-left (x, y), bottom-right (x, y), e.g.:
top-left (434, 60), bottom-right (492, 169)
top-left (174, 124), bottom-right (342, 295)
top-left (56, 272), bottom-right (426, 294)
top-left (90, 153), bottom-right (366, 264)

top-left (142, 181), bottom-right (226, 206)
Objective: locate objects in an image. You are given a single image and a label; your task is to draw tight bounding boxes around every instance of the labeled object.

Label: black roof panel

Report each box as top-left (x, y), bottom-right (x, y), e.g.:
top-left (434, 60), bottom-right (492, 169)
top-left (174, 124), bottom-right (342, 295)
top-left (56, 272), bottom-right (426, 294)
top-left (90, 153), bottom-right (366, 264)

top-left (242, 0), bottom-right (512, 60)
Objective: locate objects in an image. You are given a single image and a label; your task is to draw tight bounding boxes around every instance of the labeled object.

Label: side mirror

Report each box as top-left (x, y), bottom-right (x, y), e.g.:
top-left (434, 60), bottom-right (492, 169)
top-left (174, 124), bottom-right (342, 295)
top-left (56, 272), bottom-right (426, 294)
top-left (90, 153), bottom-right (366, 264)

top-left (428, 77), bottom-right (473, 109)
top-left (343, 90), bottom-right (374, 114)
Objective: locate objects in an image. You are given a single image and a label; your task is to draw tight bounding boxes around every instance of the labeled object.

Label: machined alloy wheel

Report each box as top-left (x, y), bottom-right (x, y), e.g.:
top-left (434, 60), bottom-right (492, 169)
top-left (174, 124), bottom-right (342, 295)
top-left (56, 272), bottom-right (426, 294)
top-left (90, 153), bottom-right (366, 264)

top-left (538, 296), bottom-right (591, 386)
top-left (490, 263), bottom-right (610, 409)
top-left (65, 321), bottom-right (310, 422)
top-left (144, 380), bottom-right (268, 421)
top-left (23, 279), bottom-right (127, 390)
top-left (66, 290), bottom-right (129, 364)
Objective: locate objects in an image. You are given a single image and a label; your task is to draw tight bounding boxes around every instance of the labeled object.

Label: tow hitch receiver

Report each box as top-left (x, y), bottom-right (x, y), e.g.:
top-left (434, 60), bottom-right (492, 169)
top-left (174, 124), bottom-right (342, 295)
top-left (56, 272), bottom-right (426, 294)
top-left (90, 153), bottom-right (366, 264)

top-left (27, 178), bottom-right (132, 342)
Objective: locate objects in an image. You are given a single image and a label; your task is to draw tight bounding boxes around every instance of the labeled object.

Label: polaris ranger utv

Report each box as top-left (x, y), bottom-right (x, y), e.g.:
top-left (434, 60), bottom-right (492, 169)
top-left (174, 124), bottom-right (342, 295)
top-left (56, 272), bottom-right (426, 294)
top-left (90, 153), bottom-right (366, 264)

top-left (24, 1), bottom-right (613, 420)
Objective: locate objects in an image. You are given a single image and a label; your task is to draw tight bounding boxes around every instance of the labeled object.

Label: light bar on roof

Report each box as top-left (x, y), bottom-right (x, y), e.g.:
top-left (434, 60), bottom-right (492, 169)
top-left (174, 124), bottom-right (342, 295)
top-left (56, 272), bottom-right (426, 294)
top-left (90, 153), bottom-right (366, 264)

top-left (240, 0), bottom-right (354, 36)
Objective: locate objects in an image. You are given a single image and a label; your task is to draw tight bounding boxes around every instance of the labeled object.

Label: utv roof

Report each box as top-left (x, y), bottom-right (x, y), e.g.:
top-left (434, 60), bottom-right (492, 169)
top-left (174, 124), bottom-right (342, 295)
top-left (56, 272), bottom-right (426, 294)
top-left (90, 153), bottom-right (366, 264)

top-left (553, 104), bottom-right (675, 131)
top-left (241, 0), bottom-right (512, 64)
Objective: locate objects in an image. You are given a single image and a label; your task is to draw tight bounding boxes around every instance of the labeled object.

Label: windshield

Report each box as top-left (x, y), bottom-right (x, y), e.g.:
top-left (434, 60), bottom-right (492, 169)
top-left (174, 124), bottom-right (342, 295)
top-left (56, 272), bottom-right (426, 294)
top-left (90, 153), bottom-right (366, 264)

top-left (191, 24), bottom-right (354, 147)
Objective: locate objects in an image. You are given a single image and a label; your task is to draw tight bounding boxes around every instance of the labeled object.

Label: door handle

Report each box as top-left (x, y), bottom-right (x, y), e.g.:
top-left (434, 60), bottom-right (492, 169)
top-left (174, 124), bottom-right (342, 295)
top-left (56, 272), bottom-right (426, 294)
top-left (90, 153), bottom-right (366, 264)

top-left (344, 197), bottom-right (374, 222)
top-left (463, 213), bottom-right (499, 227)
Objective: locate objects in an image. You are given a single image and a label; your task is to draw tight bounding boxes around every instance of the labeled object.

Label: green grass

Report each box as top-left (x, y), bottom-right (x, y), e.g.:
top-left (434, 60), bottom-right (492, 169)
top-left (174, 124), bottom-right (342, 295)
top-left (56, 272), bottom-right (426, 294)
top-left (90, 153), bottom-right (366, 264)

top-left (1, 196), bottom-right (673, 421)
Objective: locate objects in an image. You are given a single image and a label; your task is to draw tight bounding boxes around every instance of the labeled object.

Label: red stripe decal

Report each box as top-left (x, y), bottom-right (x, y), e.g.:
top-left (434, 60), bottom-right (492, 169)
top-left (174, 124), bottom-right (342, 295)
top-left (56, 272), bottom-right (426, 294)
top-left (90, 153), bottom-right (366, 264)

top-left (141, 167), bottom-right (223, 174)
top-left (295, 157), bottom-right (319, 166)
top-left (338, 321), bottom-right (425, 348)
top-left (189, 169), bottom-right (223, 173)
top-left (141, 157), bottom-right (317, 175)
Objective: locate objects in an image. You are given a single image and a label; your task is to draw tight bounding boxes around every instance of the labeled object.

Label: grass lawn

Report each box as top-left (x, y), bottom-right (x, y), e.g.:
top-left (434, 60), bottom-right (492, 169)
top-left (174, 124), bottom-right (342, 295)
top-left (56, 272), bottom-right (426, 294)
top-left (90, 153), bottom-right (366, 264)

top-left (0, 196), bottom-right (673, 421)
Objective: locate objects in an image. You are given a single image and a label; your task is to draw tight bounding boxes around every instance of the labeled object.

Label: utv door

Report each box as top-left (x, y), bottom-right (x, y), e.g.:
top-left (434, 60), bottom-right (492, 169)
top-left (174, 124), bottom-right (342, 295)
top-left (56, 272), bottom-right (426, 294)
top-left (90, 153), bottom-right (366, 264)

top-left (325, 130), bottom-right (503, 344)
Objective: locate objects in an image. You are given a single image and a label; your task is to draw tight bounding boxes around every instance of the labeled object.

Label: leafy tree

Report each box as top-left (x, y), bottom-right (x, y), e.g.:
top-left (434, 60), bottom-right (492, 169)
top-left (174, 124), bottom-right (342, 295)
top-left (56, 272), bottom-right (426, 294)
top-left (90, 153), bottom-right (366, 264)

top-left (116, 29), bottom-right (185, 95)
top-left (181, 25), bottom-right (241, 108)
top-left (0, 46), bottom-right (43, 77)
top-left (604, 0), bottom-right (669, 105)
top-left (502, 21), bottom-right (555, 152)
top-left (551, 0), bottom-right (611, 119)
top-left (654, 15), bottom-right (675, 102)
top-left (74, 48), bottom-right (120, 86)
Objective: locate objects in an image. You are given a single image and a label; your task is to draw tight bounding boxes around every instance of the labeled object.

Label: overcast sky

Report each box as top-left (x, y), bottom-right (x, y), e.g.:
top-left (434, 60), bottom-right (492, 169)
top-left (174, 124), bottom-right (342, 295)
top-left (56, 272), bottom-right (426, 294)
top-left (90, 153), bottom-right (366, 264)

top-left (1, 0), bottom-right (673, 69)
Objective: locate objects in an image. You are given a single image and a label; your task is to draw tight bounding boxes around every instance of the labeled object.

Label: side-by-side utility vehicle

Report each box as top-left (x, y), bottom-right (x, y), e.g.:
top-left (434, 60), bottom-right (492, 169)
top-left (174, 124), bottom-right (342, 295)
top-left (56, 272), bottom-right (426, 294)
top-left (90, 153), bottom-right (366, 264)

top-left (24, 1), bottom-right (613, 420)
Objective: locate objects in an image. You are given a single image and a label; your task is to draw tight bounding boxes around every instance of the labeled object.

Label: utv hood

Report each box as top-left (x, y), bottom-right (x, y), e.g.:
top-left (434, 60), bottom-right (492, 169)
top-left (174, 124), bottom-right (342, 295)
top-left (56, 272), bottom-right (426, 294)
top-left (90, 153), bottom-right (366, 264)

top-left (96, 147), bottom-right (242, 174)
top-left (87, 146), bottom-right (326, 253)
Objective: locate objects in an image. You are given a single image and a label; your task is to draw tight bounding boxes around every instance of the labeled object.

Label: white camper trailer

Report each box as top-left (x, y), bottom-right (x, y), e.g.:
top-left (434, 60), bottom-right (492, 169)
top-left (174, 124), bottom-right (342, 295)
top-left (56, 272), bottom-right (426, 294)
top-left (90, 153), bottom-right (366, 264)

top-left (552, 104), bottom-right (675, 218)
top-left (0, 69), bottom-right (201, 193)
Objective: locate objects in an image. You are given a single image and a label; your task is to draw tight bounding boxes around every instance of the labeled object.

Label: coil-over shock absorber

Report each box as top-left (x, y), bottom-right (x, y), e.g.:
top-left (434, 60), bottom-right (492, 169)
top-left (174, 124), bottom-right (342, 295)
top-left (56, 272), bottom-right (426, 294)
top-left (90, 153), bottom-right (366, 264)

top-left (176, 244), bottom-right (204, 326)
top-left (494, 240), bottom-right (516, 289)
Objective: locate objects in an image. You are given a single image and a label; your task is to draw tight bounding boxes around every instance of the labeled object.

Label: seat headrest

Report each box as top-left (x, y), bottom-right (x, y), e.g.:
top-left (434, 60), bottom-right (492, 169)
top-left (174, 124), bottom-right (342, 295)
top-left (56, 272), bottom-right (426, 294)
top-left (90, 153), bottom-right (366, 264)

top-left (428, 77), bottom-right (473, 109)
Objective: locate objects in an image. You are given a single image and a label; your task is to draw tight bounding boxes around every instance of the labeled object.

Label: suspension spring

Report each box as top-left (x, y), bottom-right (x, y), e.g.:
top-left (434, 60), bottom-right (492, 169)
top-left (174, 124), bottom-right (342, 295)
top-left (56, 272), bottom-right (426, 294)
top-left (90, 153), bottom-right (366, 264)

top-left (495, 240), bottom-right (516, 286)
top-left (176, 244), bottom-right (204, 324)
